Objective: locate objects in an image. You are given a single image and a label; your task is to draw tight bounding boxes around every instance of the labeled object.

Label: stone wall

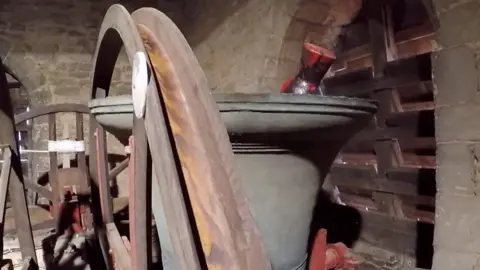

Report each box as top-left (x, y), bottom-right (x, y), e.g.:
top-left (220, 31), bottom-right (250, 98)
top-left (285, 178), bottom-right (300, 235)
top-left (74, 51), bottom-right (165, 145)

top-left (188, 0), bottom-right (361, 93)
top-left (0, 0), bottom-right (185, 179)
top-left (0, 0), bottom-right (360, 179)
top-left (432, 0), bottom-right (480, 269)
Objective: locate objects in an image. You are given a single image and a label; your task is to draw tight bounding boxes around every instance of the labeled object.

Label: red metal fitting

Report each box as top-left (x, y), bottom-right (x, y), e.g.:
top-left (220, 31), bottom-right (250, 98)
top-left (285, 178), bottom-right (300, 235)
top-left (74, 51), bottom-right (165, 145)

top-left (309, 229), bottom-right (361, 270)
top-left (49, 201), bottom-right (83, 234)
top-left (281, 43), bottom-right (336, 95)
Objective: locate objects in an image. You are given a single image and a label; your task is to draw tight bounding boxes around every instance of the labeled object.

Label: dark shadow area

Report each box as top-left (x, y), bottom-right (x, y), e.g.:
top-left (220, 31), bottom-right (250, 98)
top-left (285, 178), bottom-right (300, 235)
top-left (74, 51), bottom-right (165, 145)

top-left (416, 221), bottom-right (434, 268)
top-left (337, 0), bottom-right (431, 52)
top-left (40, 192), bottom-right (107, 270)
top-left (307, 189), bottom-right (363, 257)
top-left (173, 0), bottom-right (249, 48)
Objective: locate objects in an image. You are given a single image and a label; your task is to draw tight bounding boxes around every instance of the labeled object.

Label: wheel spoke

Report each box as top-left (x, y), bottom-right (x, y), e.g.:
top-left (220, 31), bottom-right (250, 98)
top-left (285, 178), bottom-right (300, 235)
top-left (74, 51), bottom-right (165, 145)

top-left (108, 158), bottom-right (129, 180)
top-left (90, 5), bottom-right (169, 270)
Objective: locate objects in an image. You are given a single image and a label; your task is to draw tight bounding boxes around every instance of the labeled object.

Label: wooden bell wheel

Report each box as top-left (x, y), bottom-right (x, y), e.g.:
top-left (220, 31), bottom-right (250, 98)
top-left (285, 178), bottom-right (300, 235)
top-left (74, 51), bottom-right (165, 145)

top-left (14, 103), bottom-right (92, 231)
top-left (13, 104), bottom-right (108, 268)
top-left (89, 4), bottom-right (271, 270)
top-left (1, 69), bottom-right (102, 267)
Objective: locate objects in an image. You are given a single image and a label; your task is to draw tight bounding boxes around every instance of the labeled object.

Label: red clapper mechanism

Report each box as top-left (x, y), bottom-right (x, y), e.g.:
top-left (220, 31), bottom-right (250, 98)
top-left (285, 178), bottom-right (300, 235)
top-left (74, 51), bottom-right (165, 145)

top-left (280, 43), bottom-right (336, 95)
top-left (309, 229), bottom-right (362, 270)
top-left (281, 43), bottom-right (362, 269)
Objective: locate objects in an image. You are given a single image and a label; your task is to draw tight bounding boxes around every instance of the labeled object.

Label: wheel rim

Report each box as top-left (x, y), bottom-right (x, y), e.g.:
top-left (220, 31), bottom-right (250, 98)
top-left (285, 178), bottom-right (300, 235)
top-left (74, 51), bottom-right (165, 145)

top-left (90, 4), bottom-right (272, 269)
top-left (131, 8), bottom-right (271, 270)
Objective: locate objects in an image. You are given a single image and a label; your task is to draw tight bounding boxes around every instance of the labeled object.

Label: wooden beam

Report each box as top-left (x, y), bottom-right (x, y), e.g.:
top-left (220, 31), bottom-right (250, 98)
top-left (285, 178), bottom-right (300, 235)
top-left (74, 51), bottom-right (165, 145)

top-left (0, 147), bottom-right (12, 223)
top-left (421, 0), bottom-right (440, 30)
top-left (329, 24), bottom-right (434, 75)
top-left (329, 165), bottom-right (436, 196)
top-left (0, 61), bottom-right (37, 262)
top-left (323, 54), bottom-right (431, 96)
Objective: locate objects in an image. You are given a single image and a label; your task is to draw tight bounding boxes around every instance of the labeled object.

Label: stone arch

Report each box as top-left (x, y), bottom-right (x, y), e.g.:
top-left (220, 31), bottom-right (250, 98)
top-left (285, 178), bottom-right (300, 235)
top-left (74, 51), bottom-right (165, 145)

top-left (1, 41), bottom-right (50, 203)
top-left (1, 40), bottom-right (50, 108)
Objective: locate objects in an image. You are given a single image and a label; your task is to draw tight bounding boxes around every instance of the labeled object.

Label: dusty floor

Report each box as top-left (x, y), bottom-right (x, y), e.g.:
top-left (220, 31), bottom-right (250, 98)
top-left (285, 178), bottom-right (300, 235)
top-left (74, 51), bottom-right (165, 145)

top-left (1, 202), bottom-right (420, 270)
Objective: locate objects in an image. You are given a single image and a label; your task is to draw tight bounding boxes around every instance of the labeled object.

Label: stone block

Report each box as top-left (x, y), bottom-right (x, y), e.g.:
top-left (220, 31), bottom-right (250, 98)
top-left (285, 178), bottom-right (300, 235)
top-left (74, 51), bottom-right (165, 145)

top-left (436, 103), bottom-right (480, 142)
top-left (434, 194), bottom-right (480, 253)
top-left (283, 20), bottom-right (308, 41)
top-left (433, 46), bottom-right (478, 106)
top-left (278, 40), bottom-right (303, 62)
top-left (272, 59), bottom-right (298, 80)
top-left (293, 0), bottom-right (330, 25)
top-left (436, 142), bottom-right (478, 196)
top-left (432, 248), bottom-right (480, 270)
top-left (0, 38), bottom-right (12, 57)
top-left (436, 1), bottom-right (480, 47)
top-left (258, 77), bottom-right (282, 93)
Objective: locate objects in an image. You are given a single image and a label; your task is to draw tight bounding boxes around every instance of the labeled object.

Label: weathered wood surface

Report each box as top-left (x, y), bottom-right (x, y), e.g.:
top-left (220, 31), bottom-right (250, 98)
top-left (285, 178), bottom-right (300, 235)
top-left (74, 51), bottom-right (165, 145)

top-left (0, 147), bottom-right (12, 224)
top-left (132, 8), bottom-right (271, 270)
top-left (324, 1), bottom-right (435, 227)
top-left (329, 24), bottom-right (434, 75)
top-left (92, 5), bottom-right (200, 269)
top-left (0, 61), bottom-right (37, 261)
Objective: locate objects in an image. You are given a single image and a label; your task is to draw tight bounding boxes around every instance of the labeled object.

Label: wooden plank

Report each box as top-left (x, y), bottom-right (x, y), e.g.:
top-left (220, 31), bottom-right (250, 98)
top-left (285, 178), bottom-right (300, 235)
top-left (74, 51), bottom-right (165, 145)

top-left (129, 117), bottom-right (151, 270)
top-left (323, 55), bottom-right (430, 96)
top-left (351, 127), bottom-right (435, 145)
top-left (0, 147), bottom-right (12, 223)
top-left (106, 222), bottom-right (132, 270)
top-left (93, 6), bottom-right (202, 269)
top-left (336, 152), bottom-right (435, 169)
top-left (75, 112), bottom-right (93, 230)
top-left (0, 62), bottom-right (37, 262)
top-left (386, 109), bottom-right (434, 127)
top-left (421, 0), bottom-right (440, 30)
top-left (402, 101), bottom-right (434, 111)
top-left (344, 135), bottom-right (436, 152)
top-left (329, 24), bottom-right (434, 75)
top-left (367, 0), bottom-right (397, 77)
top-left (329, 165), bottom-right (436, 196)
